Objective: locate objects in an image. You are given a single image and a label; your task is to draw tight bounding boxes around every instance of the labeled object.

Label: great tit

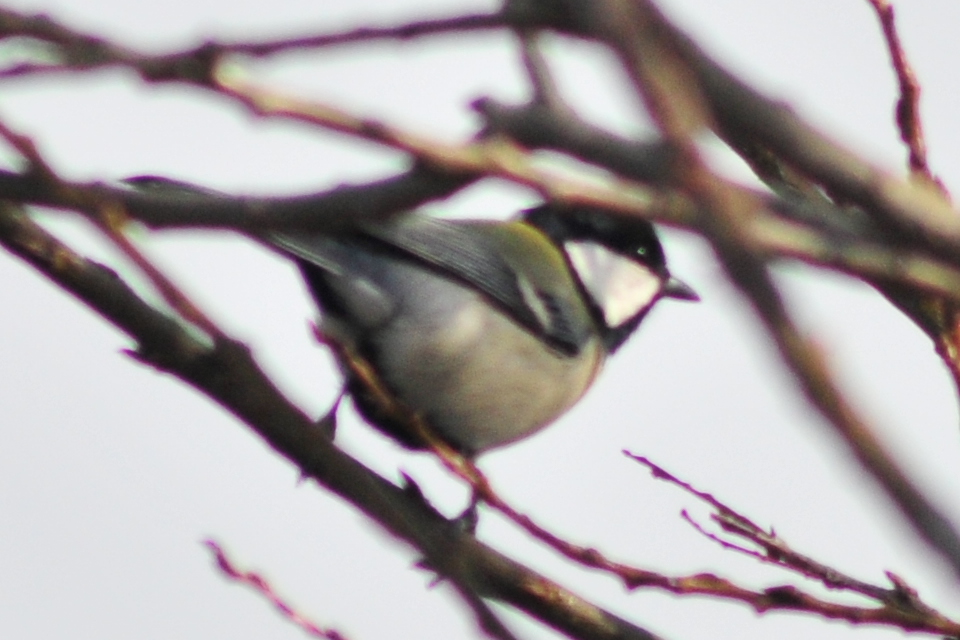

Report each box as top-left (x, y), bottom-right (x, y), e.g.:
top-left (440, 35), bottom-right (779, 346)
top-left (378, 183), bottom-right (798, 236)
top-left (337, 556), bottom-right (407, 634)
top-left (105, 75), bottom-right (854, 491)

top-left (270, 203), bottom-right (697, 456)
top-left (120, 177), bottom-right (694, 454)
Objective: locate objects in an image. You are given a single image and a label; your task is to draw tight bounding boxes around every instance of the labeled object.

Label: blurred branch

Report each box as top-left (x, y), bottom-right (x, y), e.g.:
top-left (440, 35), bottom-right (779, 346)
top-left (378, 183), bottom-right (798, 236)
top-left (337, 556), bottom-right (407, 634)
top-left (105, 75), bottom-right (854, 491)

top-left (0, 4), bottom-right (957, 256)
top-left (472, 97), bottom-right (960, 303)
top-left (857, 0), bottom-right (960, 397)
top-left (4, 3), bottom-right (960, 303)
top-left (97, 201), bottom-right (225, 337)
top-left (0, 7), bottom-right (508, 77)
top-left (516, 29), bottom-right (562, 108)
top-left (588, 0), bottom-right (960, 583)
top-left (565, 0), bottom-right (960, 265)
top-left (205, 540), bottom-right (349, 640)
top-left (0, 165), bottom-right (477, 231)
top-left (6, 93), bottom-right (960, 313)
top-left (581, 0), bottom-right (960, 395)
top-left (209, 67), bottom-right (692, 221)
top-left (4, 2), bottom-right (960, 637)
top-left (211, 12), bottom-right (507, 56)
top-left (4, 1), bottom-right (960, 582)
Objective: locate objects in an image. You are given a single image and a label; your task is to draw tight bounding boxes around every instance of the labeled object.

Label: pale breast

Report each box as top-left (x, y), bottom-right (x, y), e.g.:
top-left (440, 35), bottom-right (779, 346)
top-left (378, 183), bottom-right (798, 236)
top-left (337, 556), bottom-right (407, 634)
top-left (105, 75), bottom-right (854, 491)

top-left (374, 281), bottom-right (605, 453)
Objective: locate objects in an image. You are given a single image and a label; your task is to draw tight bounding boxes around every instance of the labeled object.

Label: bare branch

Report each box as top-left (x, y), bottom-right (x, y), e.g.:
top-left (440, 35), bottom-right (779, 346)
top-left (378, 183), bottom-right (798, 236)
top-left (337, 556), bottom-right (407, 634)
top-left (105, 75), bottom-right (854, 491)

top-left (218, 12), bottom-right (508, 56)
top-left (0, 7), bottom-right (508, 77)
top-left (626, 453), bottom-right (936, 609)
top-left (516, 30), bottom-right (562, 108)
top-left (205, 540), bottom-right (349, 640)
top-left (589, 0), bottom-right (960, 583)
top-left (4, 4), bottom-right (960, 637)
top-left (1, 3), bottom-right (957, 262)
top-left (0, 165), bottom-right (476, 231)
top-left (865, 0), bottom-right (937, 183)
top-left (575, 1), bottom-right (960, 262)
top-left (96, 202), bottom-right (225, 338)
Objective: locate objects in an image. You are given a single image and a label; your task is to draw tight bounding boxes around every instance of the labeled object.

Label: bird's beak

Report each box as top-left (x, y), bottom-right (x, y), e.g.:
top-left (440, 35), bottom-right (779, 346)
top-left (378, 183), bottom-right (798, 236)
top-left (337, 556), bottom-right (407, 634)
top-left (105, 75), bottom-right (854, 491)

top-left (662, 276), bottom-right (699, 302)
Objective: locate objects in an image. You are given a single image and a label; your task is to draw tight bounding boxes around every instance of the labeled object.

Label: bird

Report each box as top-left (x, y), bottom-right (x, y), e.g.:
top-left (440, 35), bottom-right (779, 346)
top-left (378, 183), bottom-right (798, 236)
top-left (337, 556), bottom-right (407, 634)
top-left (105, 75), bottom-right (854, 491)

top-left (269, 202), bottom-right (698, 456)
top-left (119, 177), bottom-right (695, 455)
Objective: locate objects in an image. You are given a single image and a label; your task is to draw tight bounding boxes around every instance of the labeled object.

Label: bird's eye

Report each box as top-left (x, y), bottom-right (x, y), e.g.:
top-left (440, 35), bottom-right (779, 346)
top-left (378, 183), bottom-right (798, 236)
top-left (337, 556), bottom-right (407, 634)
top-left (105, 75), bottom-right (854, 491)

top-left (636, 247), bottom-right (647, 256)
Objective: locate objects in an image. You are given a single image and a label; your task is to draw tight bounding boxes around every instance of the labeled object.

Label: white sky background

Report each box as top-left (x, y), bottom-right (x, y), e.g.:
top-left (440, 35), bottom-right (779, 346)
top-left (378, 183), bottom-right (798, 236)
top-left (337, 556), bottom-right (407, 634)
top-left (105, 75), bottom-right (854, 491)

top-left (1, 1), bottom-right (960, 639)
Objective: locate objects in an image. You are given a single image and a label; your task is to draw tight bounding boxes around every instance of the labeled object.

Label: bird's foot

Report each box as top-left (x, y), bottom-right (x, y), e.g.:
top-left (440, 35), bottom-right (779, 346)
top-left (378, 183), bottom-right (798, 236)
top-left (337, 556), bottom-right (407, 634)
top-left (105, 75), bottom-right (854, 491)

top-left (451, 490), bottom-right (481, 536)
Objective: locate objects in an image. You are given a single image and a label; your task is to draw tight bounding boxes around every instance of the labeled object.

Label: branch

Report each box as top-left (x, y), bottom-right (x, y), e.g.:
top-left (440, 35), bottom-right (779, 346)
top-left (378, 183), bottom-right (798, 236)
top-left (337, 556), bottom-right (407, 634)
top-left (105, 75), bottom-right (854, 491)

top-left (564, 0), bottom-right (960, 263)
top-left (865, 0), bottom-right (937, 182)
top-left (549, 0), bottom-right (960, 398)
top-left (205, 540), bottom-right (349, 640)
top-left (1, 3), bottom-right (957, 260)
top-left (0, 8), bottom-right (508, 77)
top-left (0, 165), bottom-right (476, 232)
top-left (626, 453), bottom-right (948, 617)
top-left (589, 0), bottom-right (960, 583)
top-left (6, 5), bottom-right (960, 309)
top-left (4, 4), bottom-right (960, 635)
top-left (6, 98), bottom-right (960, 316)
top-left (473, 98), bottom-right (960, 303)
top-left (212, 12), bottom-right (508, 57)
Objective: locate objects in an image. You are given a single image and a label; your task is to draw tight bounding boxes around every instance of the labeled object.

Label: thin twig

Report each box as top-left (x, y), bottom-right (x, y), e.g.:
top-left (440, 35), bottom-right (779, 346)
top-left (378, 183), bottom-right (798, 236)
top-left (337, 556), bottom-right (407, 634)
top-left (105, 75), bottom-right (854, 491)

top-left (205, 540), bottom-right (348, 640)
top-left (865, 0), bottom-right (937, 183)
top-left (0, 120), bottom-right (226, 338)
top-left (226, 12), bottom-right (508, 56)
top-left (0, 117), bottom-right (55, 178)
top-left (0, 8), bottom-right (508, 78)
top-left (626, 453), bottom-right (926, 606)
top-left (680, 510), bottom-right (767, 561)
top-left (96, 202), bottom-right (224, 338)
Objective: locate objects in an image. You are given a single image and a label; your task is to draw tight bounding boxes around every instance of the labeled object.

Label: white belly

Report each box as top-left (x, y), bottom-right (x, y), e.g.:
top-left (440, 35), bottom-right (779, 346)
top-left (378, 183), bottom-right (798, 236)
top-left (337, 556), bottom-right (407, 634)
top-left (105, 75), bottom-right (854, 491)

top-left (373, 287), bottom-right (604, 453)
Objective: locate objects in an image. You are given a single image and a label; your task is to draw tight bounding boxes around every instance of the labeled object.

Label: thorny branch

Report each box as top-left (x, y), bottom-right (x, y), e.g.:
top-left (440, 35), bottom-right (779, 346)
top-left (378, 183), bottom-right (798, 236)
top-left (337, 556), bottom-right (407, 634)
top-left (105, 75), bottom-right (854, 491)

top-left (2, 1), bottom-right (960, 639)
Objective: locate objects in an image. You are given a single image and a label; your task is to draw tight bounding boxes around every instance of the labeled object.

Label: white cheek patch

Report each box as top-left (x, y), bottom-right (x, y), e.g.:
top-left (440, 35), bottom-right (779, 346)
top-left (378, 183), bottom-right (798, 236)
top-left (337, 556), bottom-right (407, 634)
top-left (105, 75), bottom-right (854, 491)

top-left (564, 241), bottom-right (663, 328)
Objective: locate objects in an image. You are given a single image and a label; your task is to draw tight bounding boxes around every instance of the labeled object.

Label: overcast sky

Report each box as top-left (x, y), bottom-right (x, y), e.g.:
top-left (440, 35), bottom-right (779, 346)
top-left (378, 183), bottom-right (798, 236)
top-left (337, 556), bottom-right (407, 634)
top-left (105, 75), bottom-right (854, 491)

top-left (2, 1), bottom-right (960, 640)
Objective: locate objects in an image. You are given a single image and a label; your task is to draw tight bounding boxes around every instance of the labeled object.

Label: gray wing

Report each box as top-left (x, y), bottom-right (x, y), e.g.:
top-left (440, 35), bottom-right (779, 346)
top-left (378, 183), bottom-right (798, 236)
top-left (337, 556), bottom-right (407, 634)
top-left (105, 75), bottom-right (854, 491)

top-left (270, 232), bottom-right (398, 329)
top-left (271, 217), bottom-right (590, 355)
top-left (118, 177), bottom-right (591, 354)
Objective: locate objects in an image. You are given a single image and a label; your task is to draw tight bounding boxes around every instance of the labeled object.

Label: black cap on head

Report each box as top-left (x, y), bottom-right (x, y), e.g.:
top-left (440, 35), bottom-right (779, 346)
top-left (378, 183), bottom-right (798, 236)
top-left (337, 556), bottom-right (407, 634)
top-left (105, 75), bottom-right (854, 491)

top-left (523, 203), bottom-right (697, 352)
top-left (521, 203), bottom-right (667, 270)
